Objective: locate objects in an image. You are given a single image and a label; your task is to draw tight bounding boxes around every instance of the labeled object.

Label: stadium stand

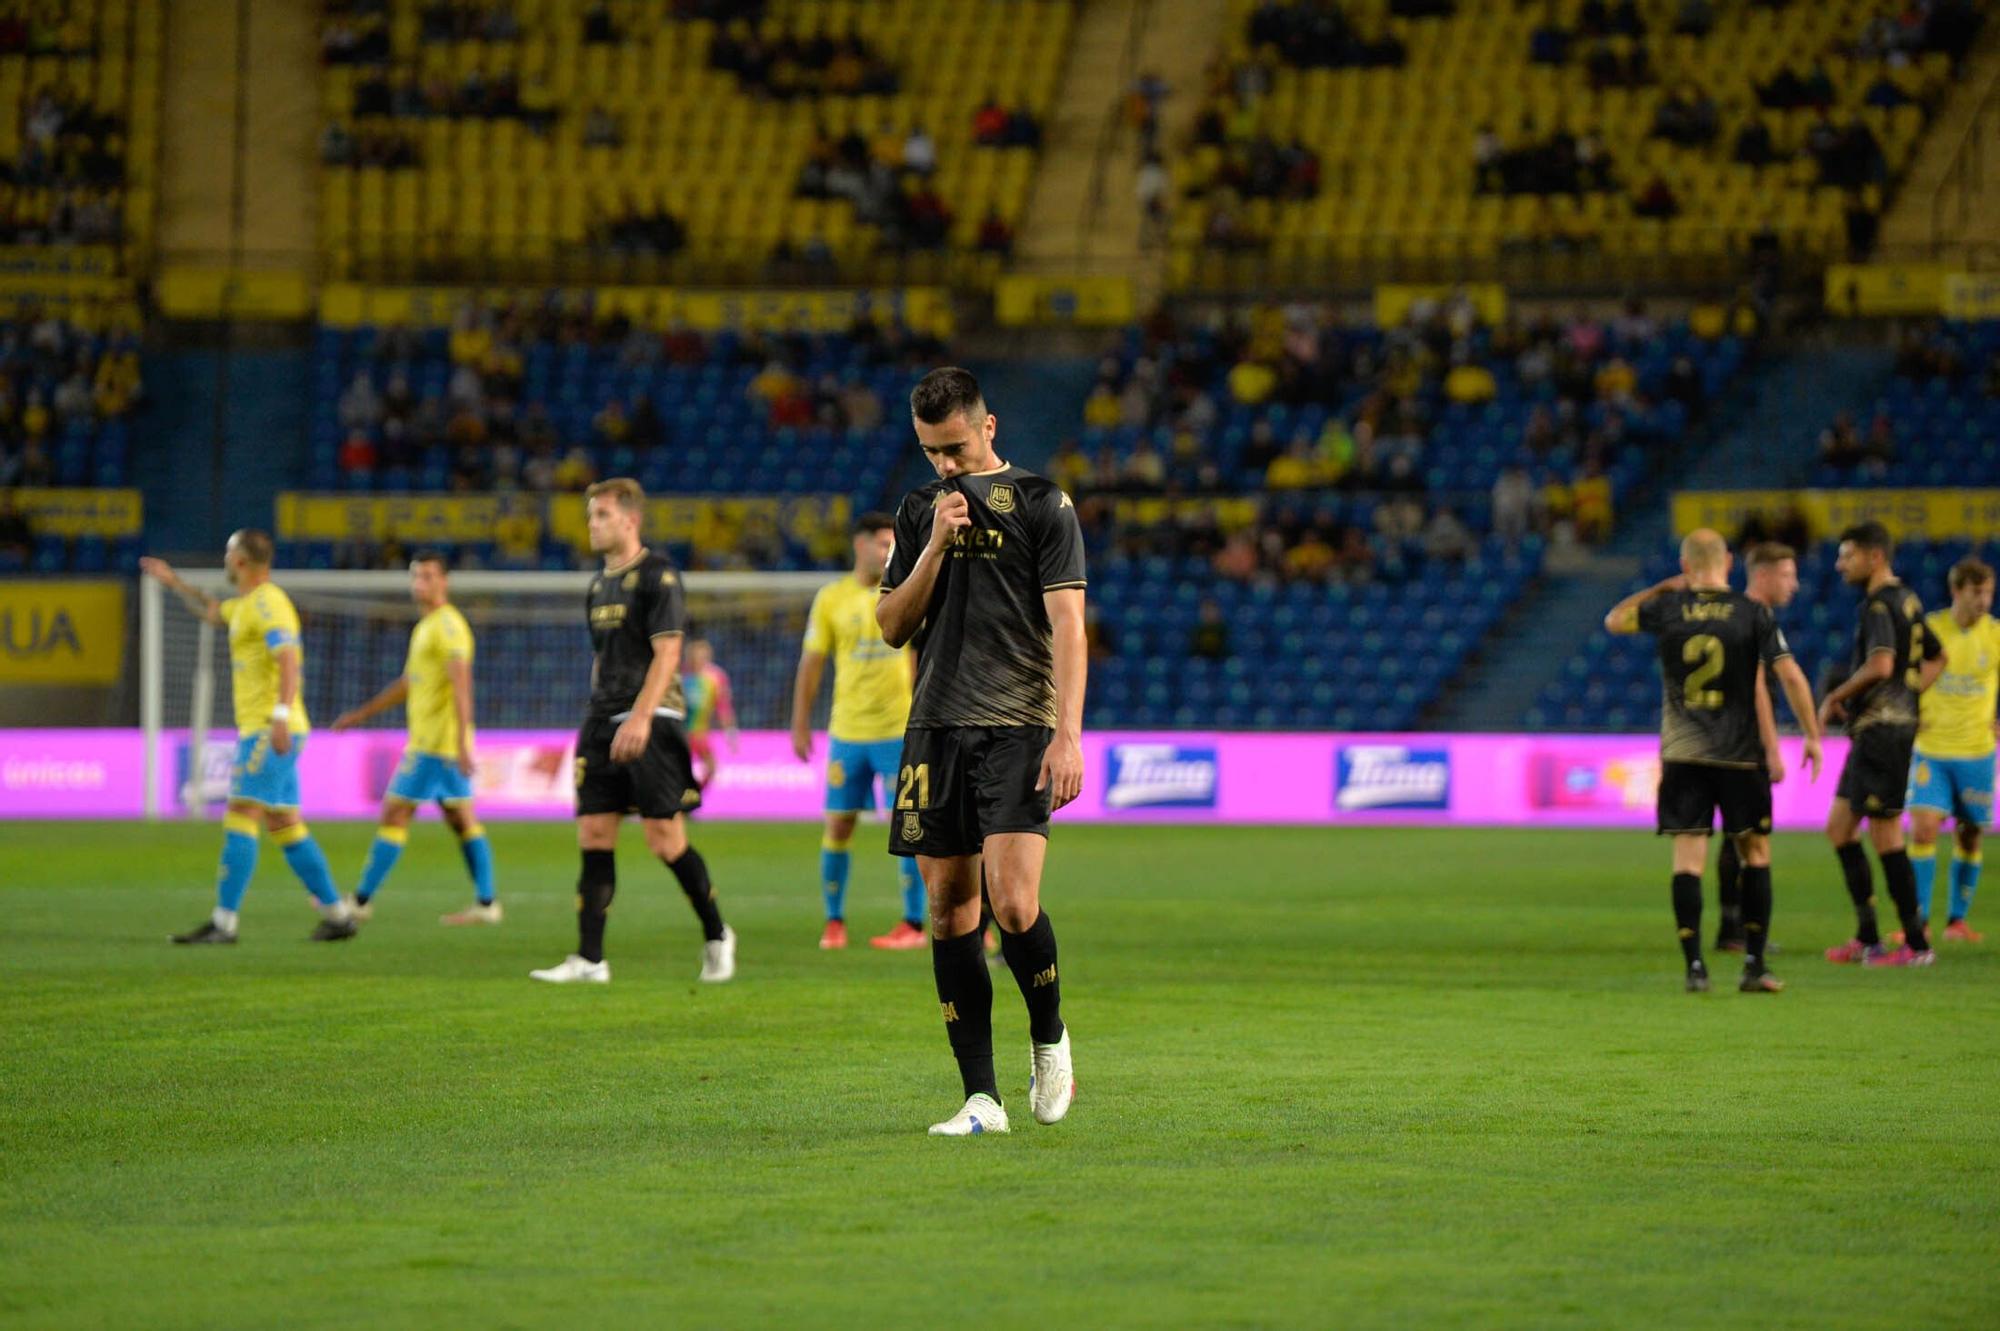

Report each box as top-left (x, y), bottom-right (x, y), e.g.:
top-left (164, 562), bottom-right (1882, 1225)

top-left (298, 293), bottom-right (947, 570)
top-left (1531, 535), bottom-right (1993, 732)
top-left (0, 307), bottom-right (146, 573)
top-left (1808, 318), bottom-right (2000, 487)
top-left (1168, 0), bottom-right (1973, 288)
top-left (1058, 297), bottom-right (1747, 730)
top-left (0, 0), bottom-right (160, 262)
top-left (318, 0), bottom-right (1070, 284)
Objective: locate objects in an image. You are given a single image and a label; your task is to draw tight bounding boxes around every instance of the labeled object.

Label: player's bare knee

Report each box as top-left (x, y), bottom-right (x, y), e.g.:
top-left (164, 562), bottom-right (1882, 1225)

top-left (1908, 811), bottom-right (1941, 845)
top-left (381, 799), bottom-right (416, 830)
top-left (1867, 818), bottom-right (1905, 854)
top-left (642, 817), bottom-right (688, 860)
top-left (825, 812), bottom-right (859, 842)
top-left (1959, 822), bottom-right (1983, 855)
top-left (264, 809), bottom-right (298, 833)
top-left (576, 814), bottom-right (619, 851)
top-left (1737, 832), bottom-right (1771, 867)
top-left (440, 803), bottom-right (473, 836)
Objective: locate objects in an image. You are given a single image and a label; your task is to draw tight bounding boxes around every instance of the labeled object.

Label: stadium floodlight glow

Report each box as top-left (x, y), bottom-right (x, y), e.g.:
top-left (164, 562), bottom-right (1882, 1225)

top-left (139, 568), bottom-right (831, 820)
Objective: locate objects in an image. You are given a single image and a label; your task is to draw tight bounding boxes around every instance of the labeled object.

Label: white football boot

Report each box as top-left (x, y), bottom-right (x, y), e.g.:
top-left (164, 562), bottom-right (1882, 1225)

top-left (700, 926), bottom-right (736, 982)
top-left (529, 954), bottom-right (609, 984)
top-left (1029, 1030), bottom-right (1075, 1125)
top-left (441, 902), bottom-right (504, 926)
top-left (927, 1093), bottom-right (1010, 1136)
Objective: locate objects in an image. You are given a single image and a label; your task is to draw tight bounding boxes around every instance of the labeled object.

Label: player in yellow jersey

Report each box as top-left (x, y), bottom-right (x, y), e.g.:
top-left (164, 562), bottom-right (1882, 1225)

top-left (143, 531), bottom-right (357, 943)
top-left (790, 511), bottom-right (927, 950)
top-left (1908, 557), bottom-right (1997, 941)
top-left (332, 552), bottom-right (500, 925)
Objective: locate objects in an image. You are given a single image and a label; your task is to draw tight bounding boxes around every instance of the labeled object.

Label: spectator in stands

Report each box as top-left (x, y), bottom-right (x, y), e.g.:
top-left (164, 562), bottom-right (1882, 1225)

top-left (1444, 356), bottom-right (1496, 404)
top-left (582, 2), bottom-right (615, 44)
top-left (1673, 0), bottom-right (1714, 37)
top-left (1651, 85), bottom-right (1718, 147)
top-left (976, 205), bottom-right (1016, 252)
top-left (1137, 152), bottom-right (1170, 247)
top-left (1422, 507), bottom-right (1472, 563)
top-left (1819, 410), bottom-right (1865, 468)
top-left (1189, 600), bottom-right (1231, 661)
top-left (1733, 115), bottom-right (1780, 167)
top-left (1572, 464), bottom-right (1613, 543)
top-left (1492, 464), bottom-right (1534, 545)
top-left (1633, 174), bottom-right (1679, 219)
top-left (338, 370), bottom-right (383, 430)
top-left (903, 125), bottom-right (936, 176)
top-left (553, 445), bottom-right (596, 491)
top-left (972, 98), bottom-right (1009, 147)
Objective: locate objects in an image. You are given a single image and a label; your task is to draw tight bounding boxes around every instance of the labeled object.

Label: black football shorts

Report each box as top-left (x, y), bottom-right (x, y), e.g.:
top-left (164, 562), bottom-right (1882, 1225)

top-left (1837, 724), bottom-right (1917, 818)
top-left (888, 725), bottom-right (1054, 858)
top-left (1657, 761), bottom-right (1772, 837)
top-left (574, 714), bottom-right (702, 820)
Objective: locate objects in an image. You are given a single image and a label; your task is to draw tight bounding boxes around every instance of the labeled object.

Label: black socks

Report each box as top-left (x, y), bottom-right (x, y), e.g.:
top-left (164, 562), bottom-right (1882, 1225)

top-left (1739, 864), bottom-right (1773, 969)
top-left (1672, 872), bottom-right (1704, 967)
top-left (932, 927), bottom-right (997, 1102)
top-left (665, 845), bottom-right (726, 943)
top-left (998, 911), bottom-right (1065, 1046)
top-left (1879, 849), bottom-right (1929, 952)
top-left (1716, 837), bottom-right (1744, 940)
top-left (1836, 841), bottom-right (1882, 946)
top-left (577, 849), bottom-right (615, 963)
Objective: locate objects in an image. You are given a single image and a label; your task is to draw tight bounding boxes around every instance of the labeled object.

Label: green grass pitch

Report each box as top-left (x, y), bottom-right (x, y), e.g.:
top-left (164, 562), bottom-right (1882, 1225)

top-left (2, 820), bottom-right (1996, 1330)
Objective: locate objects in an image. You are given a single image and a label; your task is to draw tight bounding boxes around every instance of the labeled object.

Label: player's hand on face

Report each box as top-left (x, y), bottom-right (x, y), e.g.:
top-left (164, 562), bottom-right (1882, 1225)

top-left (270, 718), bottom-right (292, 756)
top-left (1037, 732), bottom-right (1084, 811)
top-left (928, 492), bottom-right (971, 549)
top-left (610, 712), bottom-right (651, 763)
top-left (790, 728), bottom-right (813, 762)
top-left (1803, 736), bottom-right (1823, 782)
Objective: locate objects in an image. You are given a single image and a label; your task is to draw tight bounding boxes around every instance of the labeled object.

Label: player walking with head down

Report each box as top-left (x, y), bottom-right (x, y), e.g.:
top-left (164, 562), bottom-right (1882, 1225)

top-left (1905, 557), bottom-right (1996, 940)
top-left (876, 367), bottom-right (1088, 1136)
top-left (529, 478), bottom-right (735, 985)
top-left (1606, 529), bottom-right (1819, 993)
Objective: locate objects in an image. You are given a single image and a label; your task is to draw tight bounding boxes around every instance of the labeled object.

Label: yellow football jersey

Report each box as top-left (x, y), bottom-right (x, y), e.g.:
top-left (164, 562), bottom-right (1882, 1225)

top-left (406, 604), bottom-right (474, 757)
top-left (221, 581), bottom-right (310, 737)
top-left (803, 576), bottom-right (910, 742)
top-left (1917, 611), bottom-right (2000, 759)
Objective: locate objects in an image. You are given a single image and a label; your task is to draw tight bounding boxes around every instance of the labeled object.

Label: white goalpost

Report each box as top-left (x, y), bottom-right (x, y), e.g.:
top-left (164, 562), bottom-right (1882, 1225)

top-left (139, 568), bottom-right (834, 820)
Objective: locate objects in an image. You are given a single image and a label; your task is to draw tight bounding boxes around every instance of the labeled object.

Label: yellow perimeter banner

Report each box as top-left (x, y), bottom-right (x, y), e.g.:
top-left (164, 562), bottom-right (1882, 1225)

top-left (4, 488), bottom-right (143, 538)
top-left (0, 580), bottom-right (126, 685)
top-left (1673, 489), bottom-right (2000, 542)
top-left (1818, 263), bottom-right (2000, 317)
top-left (994, 275), bottom-right (1136, 327)
top-left (318, 284), bottom-right (954, 338)
top-left (1941, 271), bottom-right (2000, 320)
top-left (1374, 283), bottom-right (1507, 328)
top-left (277, 492), bottom-right (853, 560)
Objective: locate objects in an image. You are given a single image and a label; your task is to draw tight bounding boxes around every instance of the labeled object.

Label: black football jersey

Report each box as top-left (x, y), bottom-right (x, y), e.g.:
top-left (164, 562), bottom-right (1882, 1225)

top-left (585, 549), bottom-right (686, 719)
top-left (1639, 588), bottom-right (1791, 767)
top-left (1847, 580), bottom-right (1940, 733)
top-left (883, 465), bottom-right (1086, 729)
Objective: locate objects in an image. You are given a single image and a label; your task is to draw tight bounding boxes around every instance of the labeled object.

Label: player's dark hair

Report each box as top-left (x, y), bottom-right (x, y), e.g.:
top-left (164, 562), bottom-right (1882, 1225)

top-left (910, 366), bottom-right (986, 424)
top-left (1950, 557), bottom-right (1994, 590)
top-left (1839, 521), bottom-right (1893, 555)
top-left (854, 511), bottom-right (895, 535)
top-left (410, 549), bottom-right (450, 572)
top-left (229, 528), bottom-right (274, 567)
top-left (1745, 542), bottom-right (1796, 570)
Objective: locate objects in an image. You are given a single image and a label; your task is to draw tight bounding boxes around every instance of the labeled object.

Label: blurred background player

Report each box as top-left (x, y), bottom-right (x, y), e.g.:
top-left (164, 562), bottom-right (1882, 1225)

top-left (1907, 557), bottom-right (1998, 941)
top-left (790, 511), bottom-right (926, 951)
top-left (682, 636), bottom-right (737, 790)
top-left (1606, 529), bottom-right (1811, 994)
top-left (142, 533), bottom-right (355, 943)
top-left (331, 552), bottom-right (499, 925)
top-left (1713, 542), bottom-right (1823, 952)
top-left (530, 479), bottom-right (734, 985)
top-left (1819, 522), bottom-right (1946, 968)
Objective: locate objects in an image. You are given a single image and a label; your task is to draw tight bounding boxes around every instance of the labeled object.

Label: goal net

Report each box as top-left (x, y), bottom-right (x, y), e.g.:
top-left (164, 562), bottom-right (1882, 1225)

top-left (139, 568), bottom-right (832, 819)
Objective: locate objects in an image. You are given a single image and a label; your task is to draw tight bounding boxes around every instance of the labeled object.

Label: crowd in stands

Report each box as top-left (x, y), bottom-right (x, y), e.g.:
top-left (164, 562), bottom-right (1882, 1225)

top-left (1811, 318), bottom-right (2000, 488)
top-left (793, 123), bottom-right (959, 251)
top-left (322, 293), bottom-right (943, 506)
top-left (0, 86), bottom-right (128, 245)
top-left (1055, 296), bottom-right (1741, 590)
top-left (0, 310), bottom-right (143, 489)
top-left (1246, 1), bottom-right (1410, 69)
top-left (708, 25), bottom-right (899, 100)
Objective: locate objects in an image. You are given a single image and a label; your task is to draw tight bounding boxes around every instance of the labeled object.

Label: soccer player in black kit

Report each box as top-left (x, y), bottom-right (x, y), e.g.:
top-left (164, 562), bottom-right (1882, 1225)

top-left (876, 367), bottom-right (1086, 1136)
top-left (1606, 529), bottom-right (1820, 993)
top-left (529, 478), bottom-right (735, 985)
top-left (1818, 521), bottom-right (1946, 968)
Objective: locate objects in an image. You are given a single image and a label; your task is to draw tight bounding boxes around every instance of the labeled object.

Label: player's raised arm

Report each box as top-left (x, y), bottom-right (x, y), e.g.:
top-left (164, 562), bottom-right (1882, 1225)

top-left (332, 674), bottom-right (410, 731)
top-left (878, 492), bottom-right (968, 648)
top-left (140, 557), bottom-right (223, 626)
top-left (1039, 587), bottom-right (1087, 810)
top-left (1604, 574), bottom-right (1688, 634)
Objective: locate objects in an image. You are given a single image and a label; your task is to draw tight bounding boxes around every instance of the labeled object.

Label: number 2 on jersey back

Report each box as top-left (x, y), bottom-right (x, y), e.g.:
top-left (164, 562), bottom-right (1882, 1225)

top-left (897, 763), bottom-right (931, 810)
top-left (1683, 634), bottom-right (1725, 710)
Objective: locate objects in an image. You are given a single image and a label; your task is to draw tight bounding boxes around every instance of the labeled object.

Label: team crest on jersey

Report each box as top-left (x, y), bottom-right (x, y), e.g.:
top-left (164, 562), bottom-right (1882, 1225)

top-left (901, 812), bottom-right (922, 842)
top-left (623, 572), bottom-right (637, 591)
top-left (987, 483), bottom-right (1016, 513)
